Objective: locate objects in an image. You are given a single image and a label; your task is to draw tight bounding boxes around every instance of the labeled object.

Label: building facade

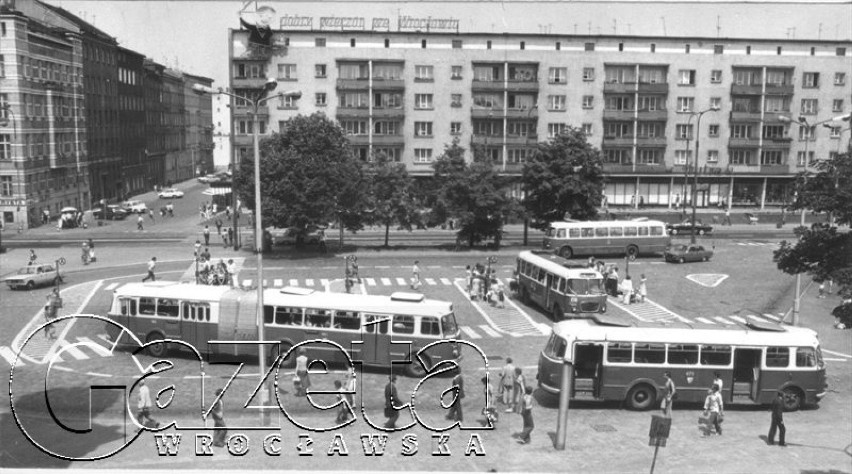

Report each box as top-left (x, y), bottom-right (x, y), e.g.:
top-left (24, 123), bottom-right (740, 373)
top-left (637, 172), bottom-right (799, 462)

top-left (117, 46), bottom-right (147, 198)
top-left (229, 26), bottom-right (851, 209)
top-left (212, 92), bottom-right (232, 172)
top-left (183, 74), bottom-right (215, 178)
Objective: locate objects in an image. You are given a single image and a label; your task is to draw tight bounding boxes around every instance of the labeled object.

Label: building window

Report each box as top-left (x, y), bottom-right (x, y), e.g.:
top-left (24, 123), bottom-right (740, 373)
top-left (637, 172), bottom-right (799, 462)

top-left (584, 42), bottom-right (595, 52)
top-left (685, 44), bottom-right (691, 54)
top-left (279, 95), bottom-right (298, 109)
top-left (838, 47), bottom-right (847, 56)
top-left (832, 99), bottom-right (844, 112)
top-left (810, 47), bottom-right (816, 56)
top-left (835, 73), bottom-right (847, 85)
top-left (761, 150), bottom-right (785, 166)
top-left (827, 126), bottom-right (842, 138)
top-left (650, 43), bottom-right (656, 53)
top-left (0, 134), bottom-right (11, 160)
top-left (797, 151), bottom-right (814, 166)
top-left (803, 72), bottom-right (820, 88)
top-left (618, 43), bottom-right (624, 52)
top-left (582, 96), bottom-right (594, 109)
top-left (374, 92), bottom-right (401, 109)
top-left (414, 94), bottom-right (433, 109)
top-left (731, 149), bottom-right (754, 165)
top-left (0, 22), bottom-right (5, 37)
top-left (547, 95), bottom-right (566, 111)
top-left (0, 94), bottom-right (6, 119)
top-left (678, 70), bottom-right (696, 85)
top-left (731, 124), bottom-right (753, 139)
top-left (0, 55), bottom-right (4, 78)
top-left (414, 148), bottom-right (433, 163)
top-left (710, 70), bottom-right (722, 83)
top-left (349, 38), bottom-right (356, 47)
top-left (604, 148), bottom-right (632, 164)
top-left (708, 124), bottom-right (720, 137)
top-left (637, 122), bottom-right (662, 138)
top-left (547, 123), bottom-right (567, 138)
top-left (713, 44), bottom-right (724, 54)
top-left (451, 65), bottom-right (463, 79)
top-left (451, 94), bottom-right (462, 107)
top-left (374, 121), bottom-right (400, 136)
top-left (800, 99), bottom-right (818, 115)
top-left (675, 124), bottom-right (694, 140)
top-left (798, 126), bottom-right (815, 141)
top-left (315, 93), bottom-right (327, 106)
top-left (277, 64), bottom-right (297, 80)
top-left (421, 39), bottom-right (427, 49)
top-left (315, 64), bottom-right (327, 78)
top-left (506, 149), bottom-right (528, 164)
top-left (707, 150), bottom-right (719, 163)
top-left (710, 97), bottom-right (722, 110)
top-left (746, 45), bottom-right (752, 55)
top-left (676, 97), bottom-right (695, 113)
top-left (452, 39), bottom-right (462, 49)
top-left (582, 68), bottom-right (595, 81)
top-left (674, 149), bottom-right (692, 165)
top-left (341, 120), bottom-right (367, 135)
top-left (415, 65), bottom-right (434, 81)
top-left (450, 122), bottom-right (462, 135)
top-left (315, 38), bottom-right (326, 47)
top-left (777, 46), bottom-right (782, 55)
top-left (582, 123), bottom-right (593, 136)
top-left (556, 41), bottom-right (561, 51)
top-left (637, 149), bottom-right (663, 165)
top-left (549, 67), bottom-right (567, 84)
top-left (414, 122), bottom-right (433, 137)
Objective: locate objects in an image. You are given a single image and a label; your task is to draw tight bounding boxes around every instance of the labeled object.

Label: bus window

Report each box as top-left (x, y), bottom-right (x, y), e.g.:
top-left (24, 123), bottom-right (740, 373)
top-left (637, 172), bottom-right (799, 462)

top-left (157, 299), bottom-right (179, 317)
top-left (796, 347), bottom-right (816, 367)
top-left (558, 278), bottom-right (568, 293)
top-left (544, 334), bottom-right (567, 359)
top-left (392, 315), bottom-right (415, 334)
top-left (595, 227), bottom-right (608, 237)
top-left (275, 307), bottom-right (302, 326)
top-left (581, 227), bottom-right (594, 237)
top-left (607, 342), bottom-right (632, 363)
top-left (334, 310), bottom-right (360, 330)
top-left (365, 314), bottom-right (389, 334)
top-left (139, 297), bottom-right (156, 315)
top-left (306, 309), bottom-right (331, 328)
top-left (420, 317), bottom-right (441, 336)
top-left (638, 227), bottom-right (649, 236)
top-left (667, 344), bottom-right (699, 365)
top-left (624, 227), bottom-right (637, 236)
top-left (557, 229), bottom-right (566, 238)
top-left (441, 314), bottom-right (458, 336)
top-left (120, 298), bottom-right (137, 316)
top-left (551, 276), bottom-right (560, 291)
top-left (609, 227), bottom-right (623, 237)
top-left (546, 228), bottom-right (555, 237)
top-left (650, 226), bottom-right (664, 236)
top-left (264, 305), bottom-right (275, 324)
top-left (198, 304), bottom-right (210, 322)
top-left (700, 345), bottom-right (732, 366)
top-left (634, 343), bottom-right (666, 364)
top-left (537, 269), bottom-right (546, 283)
top-left (569, 228), bottom-right (580, 238)
top-left (182, 302), bottom-right (192, 320)
top-left (766, 347), bottom-right (790, 367)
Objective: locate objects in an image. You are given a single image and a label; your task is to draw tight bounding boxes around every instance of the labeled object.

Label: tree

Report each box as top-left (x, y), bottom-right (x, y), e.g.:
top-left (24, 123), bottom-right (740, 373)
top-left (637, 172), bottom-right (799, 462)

top-left (521, 127), bottom-right (606, 229)
top-left (773, 150), bottom-right (852, 327)
top-left (432, 139), bottom-right (517, 247)
top-left (366, 153), bottom-right (417, 246)
top-left (233, 113), bottom-right (366, 247)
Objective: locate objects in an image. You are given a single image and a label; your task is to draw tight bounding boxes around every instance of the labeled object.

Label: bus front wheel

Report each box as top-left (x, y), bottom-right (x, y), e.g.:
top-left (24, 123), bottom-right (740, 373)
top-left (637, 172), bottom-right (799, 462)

top-left (782, 387), bottom-right (804, 412)
top-left (559, 246), bottom-right (573, 259)
top-left (146, 332), bottom-right (167, 357)
top-left (626, 384), bottom-right (656, 410)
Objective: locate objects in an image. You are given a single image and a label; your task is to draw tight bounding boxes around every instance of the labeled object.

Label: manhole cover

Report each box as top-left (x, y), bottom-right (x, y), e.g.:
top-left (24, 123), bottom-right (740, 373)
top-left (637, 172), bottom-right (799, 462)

top-left (591, 424), bottom-right (617, 432)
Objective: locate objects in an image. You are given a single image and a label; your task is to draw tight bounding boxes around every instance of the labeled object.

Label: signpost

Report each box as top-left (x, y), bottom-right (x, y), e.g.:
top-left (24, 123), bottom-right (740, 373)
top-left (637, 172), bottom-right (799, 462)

top-left (648, 414), bottom-right (672, 473)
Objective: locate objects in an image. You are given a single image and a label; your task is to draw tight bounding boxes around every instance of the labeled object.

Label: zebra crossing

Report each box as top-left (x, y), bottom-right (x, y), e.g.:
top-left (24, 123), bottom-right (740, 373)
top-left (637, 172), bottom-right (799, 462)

top-left (234, 276), bottom-right (459, 289)
top-left (695, 312), bottom-right (786, 326)
top-left (734, 241), bottom-right (779, 247)
top-left (0, 333), bottom-right (115, 367)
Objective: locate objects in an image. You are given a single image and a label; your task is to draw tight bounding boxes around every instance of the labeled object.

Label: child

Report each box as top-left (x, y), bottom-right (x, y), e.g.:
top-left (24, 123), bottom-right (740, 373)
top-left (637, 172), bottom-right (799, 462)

top-left (818, 282), bottom-right (826, 298)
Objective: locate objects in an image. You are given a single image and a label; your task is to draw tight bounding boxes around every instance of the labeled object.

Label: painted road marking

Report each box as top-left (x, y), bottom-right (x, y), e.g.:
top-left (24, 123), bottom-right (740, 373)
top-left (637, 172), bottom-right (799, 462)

top-left (305, 279), bottom-right (314, 286)
top-left (728, 315), bottom-right (747, 324)
top-left (57, 339), bottom-right (90, 360)
top-left (685, 274), bottom-right (729, 288)
top-left (243, 279), bottom-right (252, 287)
top-left (76, 336), bottom-right (113, 357)
top-left (381, 278), bottom-right (392, 286)
top-left (823, 358), bottom-right (848, 362)
top-left (822, 348), bottom-right (852, 358)
top-left (762, 313), bottom-right (782, 321)
top-left (289, 279), bottom-right (299, 287)
top-left (714, 316), bottom-right (735, 325)
top-left (425, 278), bottom-right (437, 285)
top-left (478, 325), bottom-right (502, 338)
top-left (365, 278), bottom-right (377, 286)
top-left (440, 278), bottom-right (452, 285)
top-left (0, 346), bottom-right (22, 366)
top-left (320, 279), bottom-right (329, 286)
top-left (104, 282), bottom-right (119, 291)
top-left (396, 277), bottom-right (407, 286)
top-left (273, 279), bottom-right (283, 287)
top-left (460, 326), bottom-right (482, 339)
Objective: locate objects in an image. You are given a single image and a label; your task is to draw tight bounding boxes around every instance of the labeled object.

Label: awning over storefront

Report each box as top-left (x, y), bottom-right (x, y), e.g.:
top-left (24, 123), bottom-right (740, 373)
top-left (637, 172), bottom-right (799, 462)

top-left (202, 187), bottom-right (232, 196)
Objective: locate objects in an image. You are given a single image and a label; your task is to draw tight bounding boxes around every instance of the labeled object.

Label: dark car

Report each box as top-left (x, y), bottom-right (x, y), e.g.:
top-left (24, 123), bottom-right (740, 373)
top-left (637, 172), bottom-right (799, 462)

top-left (666, 219), bottom-right (713, 236)
top-left (664, 244), bottom-right (714, 263)
top-left (92, 204), bottom-right (129, 220)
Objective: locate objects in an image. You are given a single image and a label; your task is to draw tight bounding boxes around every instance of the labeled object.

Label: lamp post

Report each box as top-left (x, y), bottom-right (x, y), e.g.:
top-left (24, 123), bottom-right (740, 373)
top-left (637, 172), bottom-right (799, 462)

top-left (689, 106), bottom-right (719, 244)
top-left (779, 113), bottom-right (851, 326)
top-left (193, 81), bottom-right (301, 423)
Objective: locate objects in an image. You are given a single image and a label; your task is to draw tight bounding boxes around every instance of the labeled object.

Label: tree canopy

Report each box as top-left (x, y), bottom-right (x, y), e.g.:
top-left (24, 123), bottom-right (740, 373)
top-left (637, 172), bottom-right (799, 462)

top-left (365, 153), bottom-right (416, 246)
top-left (521, 127), bottom-right (606, 229)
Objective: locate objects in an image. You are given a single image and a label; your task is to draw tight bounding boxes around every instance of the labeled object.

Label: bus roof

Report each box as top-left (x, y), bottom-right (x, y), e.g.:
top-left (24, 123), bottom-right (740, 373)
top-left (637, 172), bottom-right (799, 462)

top-left (551, 318), bottom-right (820, 347)
top-left (517, 251), bottom-right (603, 278)
top-left (548, 220), bottom-right (667, 229)
top-left (113, 281), bottom-right (235, 300)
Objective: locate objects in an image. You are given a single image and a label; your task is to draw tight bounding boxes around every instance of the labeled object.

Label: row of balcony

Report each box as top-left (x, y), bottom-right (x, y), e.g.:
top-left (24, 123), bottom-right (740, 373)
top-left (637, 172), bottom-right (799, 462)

top-left (730, 83), bottom-right (795, 96)
top-left (603, 163), bottom-right (795, 175)
top-left (602, 136), bottom-right (794, 148)
top-left (344, 135), bottom-right (406, 146)
top-left (602, 82), bottom-right (670, 94)
top-left (601, 109), bottom-right (668, 121)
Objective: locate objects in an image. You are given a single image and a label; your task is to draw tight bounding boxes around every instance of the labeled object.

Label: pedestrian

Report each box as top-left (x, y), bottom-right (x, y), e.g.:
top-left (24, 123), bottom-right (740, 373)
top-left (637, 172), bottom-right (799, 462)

top-left (661, 371), bottom-right (676, 416)
top-left (517, 386), bottom-right (535, 444)
top-left (344, 368), bottom-right (357, 408)
top-left (620, 274), bottom-right (633, 304)
top-left (87, 238), bottom-right (96, 263)
top-left (215, 218), bottom-right (223, 236)
top-left (211, 388), bottom-right (227, 447)
top-left (702, 383), bottom-right (724, 436)
top-left (227, 227), bottom-right (234, 248)
top-left (199, 205), bottom-right (205, 220)
top-left (607, 266), bottom-right (619, 297)
top-left (723, 208), bottom-right (732, 226)
top-left (203, 225), bottom-right (211, 246)
top-left (465, 265), bottom-right (473, 292)
top-left (225, 205), bottom-right (232, 219)
top-left (410, 260), bottom-right (422, 290)
top-left (318, 229), bottom-right (327, 253)
top-left (767, 391), bottom-right (787, 446)
top-left (587, 256), bottom-right (596, 268)
top-left (512, 367), bottom-right (526, 414)
top-left (148, 208), bottom-right (155, 222)
top-left (28, 249), bottom-right (37, 266)
top-left (43, 288), bottom-right (62, 340)
top-left (295, 349), bottom-right (310, 396)
top-left (495, 279), bottom-right (506, 308)
top-left (351, 256), bottom-right (360, 283)
top-left (713, 371), bottom-right (724, 394)
top-left (470, 271), bottom-right (482, 301)
top-left (142, 257), bottom-right (157, 282)
top-left (227, 259), bottom-right (237, 288)
top-left (43, 209), bottom-right (50, 225)
top-left (194, 240), bottom-right (202, 258)
top-left (384, 375), bottom-right (400, 429)
top-left (136, 379), bottom-right (160, 429)
top-left (818, 282), bottom-right (826, 298)
top-left (637, 274), bottom-right (647, 303)
top-left (333, 380), bottom-right (352, 424)
top-left (446, 370), bottom-right (465, 423)
top-left (500, 358), bottom-right (516, 409)
top-left (481, 375), bottom-right (497, 427)
top-left (201, 247), bottom-right (211, 262)
top-left (137, 215), bottom-right (144, 231)
top-left (159, 206), bottom-right (166, 218)
top-left (828, 279), bottom-right (834, 295)
top-left (167, 202), bottom-right (174, 217)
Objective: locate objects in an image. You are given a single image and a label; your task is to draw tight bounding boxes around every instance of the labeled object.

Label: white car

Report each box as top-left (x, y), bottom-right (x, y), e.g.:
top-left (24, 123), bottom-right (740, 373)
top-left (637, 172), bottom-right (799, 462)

top-left (158, 188), bottom-right (184, 199)
top-left (5, 264), bottom-right (63, 290)
top-left (121, 200), bottom-right (148, 213)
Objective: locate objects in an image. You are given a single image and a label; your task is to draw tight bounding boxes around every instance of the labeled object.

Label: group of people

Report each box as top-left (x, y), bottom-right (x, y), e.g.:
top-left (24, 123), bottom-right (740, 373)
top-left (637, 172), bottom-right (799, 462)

top-left (194, 240), bottom-right (238, 287)
top-left (157, 203), bottom-right (175, 218)
top-left (590, 257), bottom-right (647, 305)
top-left (464, 263), bottom-right (505, 308)
top-left (200, 202), bottom-right (233, 222)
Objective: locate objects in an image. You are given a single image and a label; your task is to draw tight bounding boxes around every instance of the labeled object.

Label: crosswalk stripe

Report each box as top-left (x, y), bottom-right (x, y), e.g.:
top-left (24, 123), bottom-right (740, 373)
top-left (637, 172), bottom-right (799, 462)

top-left (746, 315), bottom-right (767, 323)
top-left (365, 278), bottom-right (377, 286)
top-left (381, 278), bottom-right (392, 286)
top-left (262, 279), bottom-right (268, 287)
top-left (273, 279), bottom-right (283, 287)
top-left (729, 315), bottom-right (747, 324)
top-left (0, 346), bottom-right (21, 366)
top-left (289, 279), bottom-right (299, 287)
top-left (76, 337), bottom-right (113, 357)
top-left (440, 278), bottom-right (452, 285)
top-left (762, 313), bottom-right (781, 321)
top-left (478, 325), bottom-right (502, 338)
top-left (695, 317), bottom-right (715, 324)
top-left (305, 279), bottom-right (315, 286)
top-left (460, 326), bottom-right (482, 339)
top-left (243, 279), bottom-right (252, 287)
top-left (396, 278), bottom-right (407, 285)
top-left (104, 283), bottom-right (119, 291)
top-left (425, 278), bottom-right (437, 285)
top-left (714, 316), bottom-right (735, 325)
top-left (97, 334), bottom-right (114, 345)
top-left (57, 340), bottom-right (90, 360)
top-left (320, 279), bottom-right (329, 286)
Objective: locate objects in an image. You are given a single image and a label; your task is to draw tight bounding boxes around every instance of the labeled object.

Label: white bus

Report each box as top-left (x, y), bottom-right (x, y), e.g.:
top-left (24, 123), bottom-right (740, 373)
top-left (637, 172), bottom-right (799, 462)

top-left (515, 250), bottom-right (607, 319)
top-left (543, 220), bottom-right (670, 259)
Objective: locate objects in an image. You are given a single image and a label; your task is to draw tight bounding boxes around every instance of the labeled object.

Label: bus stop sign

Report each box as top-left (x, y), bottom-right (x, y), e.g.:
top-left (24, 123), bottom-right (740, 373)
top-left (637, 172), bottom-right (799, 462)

top-left (649, 414), bottom-right (671, 447)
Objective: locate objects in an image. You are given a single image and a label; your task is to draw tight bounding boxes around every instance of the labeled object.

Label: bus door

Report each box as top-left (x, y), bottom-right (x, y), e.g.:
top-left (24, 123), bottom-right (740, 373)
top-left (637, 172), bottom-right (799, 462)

top-left (181, 302), bottom-right (198, 349)
top-left (733, 348), bottom-right (762, 401)
top-left (573, 343), bottom-right (604, 398)
top-left (361, 314), bottom-right (391, 367)
top-left (544, 273), bottom-right (555, 308)
top-left (115, 297), bottom-right (137, 343)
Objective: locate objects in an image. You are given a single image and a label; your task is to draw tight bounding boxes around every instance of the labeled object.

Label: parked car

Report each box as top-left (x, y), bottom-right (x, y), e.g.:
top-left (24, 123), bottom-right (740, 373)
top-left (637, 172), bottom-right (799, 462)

top-left (158, 188), bottom-right (184, 199)
top-left (5, 263), bottom-right (63, 290)
top-left (664, 244), bottom-right (714, 263)
top-left (666, 219), bottom-right (713, 236)
top-left (92, 204), bottom-right (129, 220)
top-left (197, 175), bottom-right (211, 184)
top-left (121, 200), bottom-right (148, 214)
top-left (266, 226), bottom-right (325, 245)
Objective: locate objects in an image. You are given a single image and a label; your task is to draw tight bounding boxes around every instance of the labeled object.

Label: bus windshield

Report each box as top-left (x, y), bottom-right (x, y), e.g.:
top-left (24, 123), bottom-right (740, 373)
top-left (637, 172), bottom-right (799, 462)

top-left (441, 313), bottom-right (459, 336)
top-left (568, 278), bottom-right (604, 295)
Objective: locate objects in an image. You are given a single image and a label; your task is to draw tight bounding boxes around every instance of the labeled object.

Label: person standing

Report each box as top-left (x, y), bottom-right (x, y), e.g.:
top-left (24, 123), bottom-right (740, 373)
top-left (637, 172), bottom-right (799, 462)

top-left (142, 257), bottom-right (157, 282)
top-left (702, 383), bottom-right (724, 436)
top-left (43, 288), bottom-right (62, 340)
top-left (465, 265), bottom-right (473, 293)
top-left (713, 372), bottom-right (724, 395)
top-left (620, 275), bottom-right (633, 304)
top-left (203, 225), bottom-right (211, 246)
top-left (607, 266), bottom-right (619, 297)
top-left (518, 386), bottom-right (535, 444)
top-left (318, 229), bottom-right (327, 254)
top-left (410, 260), bottom-right (422, 290)
top-left (137, 215), bottom-right (144, 231)
top-left (28, 249), bottom-right (37, 266)
top-left (500, 358), bottom-right (516, 409)
top-left (446, 371), bottom-right (465, 422)
top-left (512, 367), bottom-right (526, 414)
top-left (226, 259), bottom-right (237, 288)
top-left (637, 274), bottom-right (647, 303)
top-left (334, 380), bottom-right (351, 424)
top-left (495, 279), bottom-right (506, 309)
top-left (767, 391), bottom-right (786, 446)
top-left (661, 371), bottom-right (676, 416)
top-left (166, 202), bottom-right (174, 217)
top-left (215, 218), bottom-right (223, 236)
top-left (137, 379), bottom-right (160, 429)
top-left (87, 238), bottom-right (96, 263)
top-left (384, 375), bottom-right (400, 429)
top-left (295, 349), bottom-right (310, 396)
top-left (227, 227), bottom-right (235, 248)
top-left (211, 388), bottom-right (227, 447)
top-left (148, 208), bottom-right (155, 222)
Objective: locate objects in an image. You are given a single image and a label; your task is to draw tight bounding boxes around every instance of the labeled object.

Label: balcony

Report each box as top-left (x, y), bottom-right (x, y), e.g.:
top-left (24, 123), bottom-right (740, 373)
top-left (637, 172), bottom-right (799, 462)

top-left (727, 163), bottom-right (759, 173)
top-left (370, 78), bottom-right (405, 90)
top-left (603, 82), bottom-right (635, 94)
top-left (372, 108), bottom-right (405, 119)
top-left (728, 137), bottom-right (760, 148)
top-left (760, 164), bottom-right (791, 174)
top-left (49, 153), bottom-right (75, 169)
top-left (471, 80), bottom-right (505, 92)
top-left (603, 163), bottom-right (635, 173)
top-left (501, 163), bottom-right (525, 175)
top-left (602, 136), bottom-right (635, 147)
top-left (372, 135), bottom-right (405, 146)
top-left (730, 84), bottom-right (763, 95)
top-left (762, 137), bottom-right (792, 149)
top-left (763, 83), bottom-right (794, 95)
top-left (637, 82), bottom-right (669, 94)
top-left (635, 137), bottom-right (668, 147)
top-left (603, 109), bottom-right (636, 121)
top-left (231, 77), bottom-right (271, 89)
top-left (335, 107), bottom-right (370, 118)
top-left (471, 107), bottom-right (503, 119)
top-left (762, 112), bottom-right (793, 123)
top-left (336, 79), bottom-right (370, 91)
top-left (505, 135), bottom-right (537, 145)
top-left (505, 108), bottom-right (538, 119)
top-left (232, 104), bottom-right (269, 116)
top-left (730, 110), bottom-right (762, 122)
top-left (471, 135), bottom-right (504, 146)
top-left (636, 109), bottom-right (668, 121)
top-left (346, 135), bottom-right (370, 145)
top-left (506, 80), bottom-right (539, 92)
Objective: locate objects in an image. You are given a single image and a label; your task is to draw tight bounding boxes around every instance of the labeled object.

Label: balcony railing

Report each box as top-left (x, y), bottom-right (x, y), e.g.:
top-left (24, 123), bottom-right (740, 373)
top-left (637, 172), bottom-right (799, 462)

top-left (636, 109), bottom-right (668, 121)
top-left (505, 108), bottom-right (538, 119)
top-left (372, 135), bottom-right (405, 146)
top-left (635, 137), bottom-right (668, 146)
top-left (603, 82), bottom-right (635, 93)
top-left (231, 77), bottom-right (271, 89)
top-left (764, 83), bottom-right (794, 95)
top-left (760, 164), bottom-right (791, 174)
top-left (506, 80), bottom-right (540, 92)
top-left (637, 82), bottom-right (669, 93)
top-left (728, 137), bottom-right (760, 147)
top-left (372, 108), bottom-right (405, 118)
top-left (336, 79), bottom-right (370, 90)
top-left (603, 110), bottom-right (636, 121)
top-left (730, 84), bottom-right (763, 95)
top-left (370, 78), bottom-right (405, 90)
top-left (730, 111), bottom-right (762, 122)
top-left (471, 80), bottom-right (505, 91)
top-left (601, 136), bottom-right (635, 147)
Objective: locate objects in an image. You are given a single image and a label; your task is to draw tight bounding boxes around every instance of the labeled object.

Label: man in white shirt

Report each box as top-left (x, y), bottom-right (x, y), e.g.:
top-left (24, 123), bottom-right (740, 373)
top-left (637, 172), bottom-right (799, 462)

top-left (226, 259), bottom-right (237, 288)
top-left (142, 257), bottom-right (157, 282)
top-left (137, 379), bottom-right (160, 428)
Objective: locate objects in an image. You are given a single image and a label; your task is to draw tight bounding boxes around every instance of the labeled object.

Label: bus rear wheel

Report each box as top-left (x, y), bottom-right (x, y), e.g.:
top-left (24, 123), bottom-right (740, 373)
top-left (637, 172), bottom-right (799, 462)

top-left (626, 384), bottom-right (656, 410)
top-left (781, 387), bottom-right (804, 412)
top-left (146, 332), bottom-right (167, 357)
top-left (559, 246), bottom-right (573, 259)
top-left (626, 245), bottom-right (639, 261)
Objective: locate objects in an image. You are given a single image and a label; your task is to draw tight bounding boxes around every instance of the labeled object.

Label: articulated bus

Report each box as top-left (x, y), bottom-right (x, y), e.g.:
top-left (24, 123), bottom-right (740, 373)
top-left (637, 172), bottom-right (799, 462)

top-left (543, 220), bottom-right (669, 259)
top-left (106, 282), bottom-right (461, 377)
top-left (515, 250), bottom-right (607, 319)
top-left (537, 318), bottom-right (827, 411)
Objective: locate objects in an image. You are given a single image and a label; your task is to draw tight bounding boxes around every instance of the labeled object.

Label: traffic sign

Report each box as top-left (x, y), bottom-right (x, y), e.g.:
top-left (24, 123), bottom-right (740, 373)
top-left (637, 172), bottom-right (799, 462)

top-left (57, 257), bottom-right (66, 266)
top-left (648, 414), bottom-right (671, 446)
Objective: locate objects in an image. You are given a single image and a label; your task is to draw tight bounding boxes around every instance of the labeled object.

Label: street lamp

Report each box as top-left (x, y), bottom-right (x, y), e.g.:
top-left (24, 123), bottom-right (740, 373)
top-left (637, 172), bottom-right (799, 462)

top-left (778, 112), bottom-right (851, 326)
top-left (688, 106), bottom-right (719, 244)
top-left (193, 80), bottom-right (301, 423)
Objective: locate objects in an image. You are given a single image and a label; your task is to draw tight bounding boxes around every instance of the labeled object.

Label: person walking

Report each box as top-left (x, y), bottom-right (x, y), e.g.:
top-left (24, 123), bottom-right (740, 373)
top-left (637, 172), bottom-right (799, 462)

top-left (702, 383), bottom-right (724, 436)
top-left (318, 229), bottom-right (327, 254)
top-left (637, 274), bottom-right (647, 303)
top-left (203, 225), bottom-right (211, 246)
top-left (215, 218), bottom-right (223, 236)
top-left (226, 259), bottom-right (237, 288)
top-left (607, 266), bottom-right (619, 297)
top-left (410, 260), bottom-right (422, 290)
top-left (227, 227), bottom-right (235, 248)
top-left (87, 239), bottom-right (96, 263)
top-left (384, 375), bottom-right (400, 429)
top-left (620, 275), bottom-right (633, 304)
top-left (137, 215), bottom-right (144, 231)
top-left (446, 371), bottom-right (465, 423)
top-left (334, 380), bottom-right (351, 424)
top-left (295, 349), bottom-right (310, 396)
top-left (512, 367), bottom-right (526, 414)
top-left (713, 372), bottom-right (724, 394)
top-left (495, 279), bottom-right (506, 309)
top-left (43, 288), bottom-right (62, 340)
top-left (661, 371), bottom-right (676, 416)
top-left (500, 358), bottom-right (516, 409)
top-left (148, 208), bottom-right (155, 222)
top-left (137, 379), bottom-right (160, 429)
top-left (28, 249), bottom-right (38, 266)
top-left (518, 386), bottom-right (535, 444)
top-left (166, 202), bottom-right (174, 217)
top-left (723, 208), bottom-right (732, 226)
top-left (211, 388), bottom-right (227, 447)
top-left (465, 265), bottom-right (473, 293)
top-left (142, 257), bottom-right (157, 282)
top-left (767, 391), bottom-right (786, 446)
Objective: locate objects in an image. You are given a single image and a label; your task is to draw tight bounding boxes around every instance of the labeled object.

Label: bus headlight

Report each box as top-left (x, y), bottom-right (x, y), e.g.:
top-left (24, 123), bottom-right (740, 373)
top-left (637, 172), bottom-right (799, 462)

top-left (570, 297), bottom-right (578, 304)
